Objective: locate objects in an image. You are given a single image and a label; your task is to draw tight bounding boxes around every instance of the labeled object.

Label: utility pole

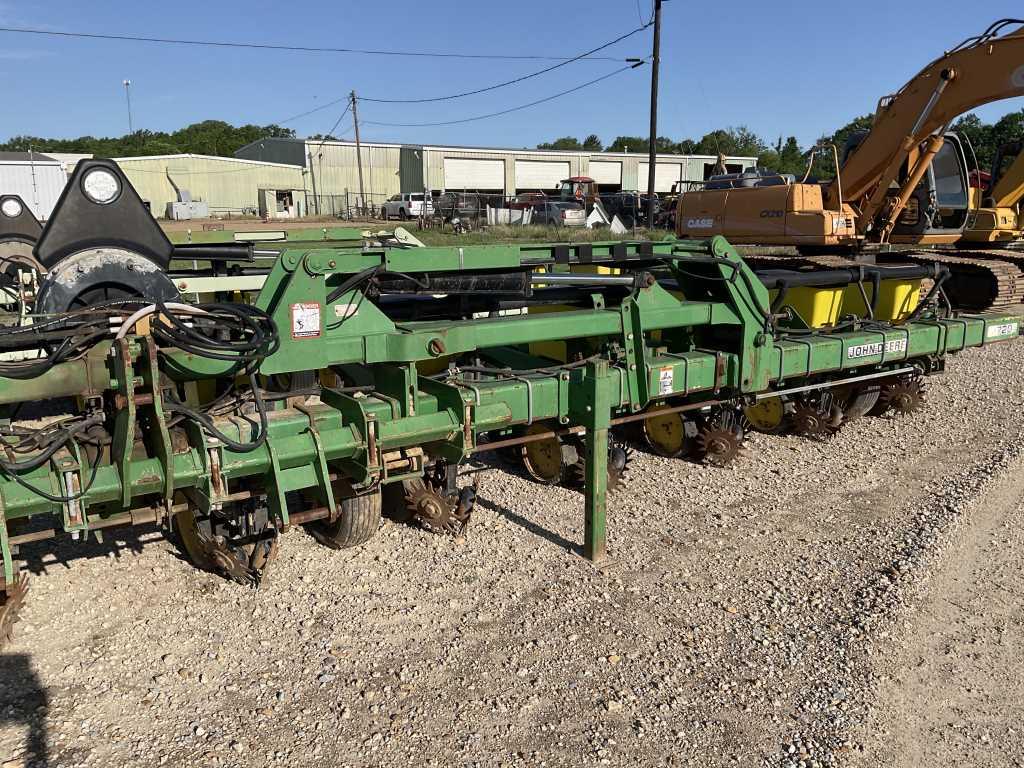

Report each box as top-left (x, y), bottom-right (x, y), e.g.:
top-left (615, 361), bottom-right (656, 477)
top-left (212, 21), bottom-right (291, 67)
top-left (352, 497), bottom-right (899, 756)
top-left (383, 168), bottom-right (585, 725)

top-left (123, 79), bottom-right (135, 147)
top-left (645, 0), bottom-right (662, 227)
top-left (350, 90), bottom-right (367, 217)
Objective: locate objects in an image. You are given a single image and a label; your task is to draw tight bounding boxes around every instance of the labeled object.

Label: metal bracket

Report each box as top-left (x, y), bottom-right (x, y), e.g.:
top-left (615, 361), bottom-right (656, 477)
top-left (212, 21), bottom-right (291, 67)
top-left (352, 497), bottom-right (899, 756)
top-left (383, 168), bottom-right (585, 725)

top-left (294, 403), bottom-right (337, 520)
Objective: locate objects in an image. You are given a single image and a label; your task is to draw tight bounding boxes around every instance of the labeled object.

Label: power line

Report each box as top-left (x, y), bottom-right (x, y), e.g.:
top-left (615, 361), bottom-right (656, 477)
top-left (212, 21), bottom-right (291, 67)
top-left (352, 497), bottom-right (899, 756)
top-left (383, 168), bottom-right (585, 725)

top-left (359, 24), bottom-right (649, 104)
top-left (316, 103), bottom-right (352, 149)
top-left (278, 95), bottom-right (349, 125)
top-left (0, 26), bottom-right (629, 61)
top-left (362, 62), bottom-right (645, 128)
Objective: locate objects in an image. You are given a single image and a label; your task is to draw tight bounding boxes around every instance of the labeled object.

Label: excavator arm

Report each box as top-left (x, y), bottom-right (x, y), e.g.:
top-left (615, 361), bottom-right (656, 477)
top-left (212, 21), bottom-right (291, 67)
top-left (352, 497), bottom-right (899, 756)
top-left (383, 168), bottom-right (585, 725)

top-left (829, 19), bottom-right (1024, 229)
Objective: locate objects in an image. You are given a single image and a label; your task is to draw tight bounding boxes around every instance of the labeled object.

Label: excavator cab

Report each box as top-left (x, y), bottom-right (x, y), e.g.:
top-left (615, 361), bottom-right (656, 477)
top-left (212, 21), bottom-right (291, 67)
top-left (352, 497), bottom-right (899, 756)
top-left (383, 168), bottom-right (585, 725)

top-left (889, 133), bottom-right (971, 244)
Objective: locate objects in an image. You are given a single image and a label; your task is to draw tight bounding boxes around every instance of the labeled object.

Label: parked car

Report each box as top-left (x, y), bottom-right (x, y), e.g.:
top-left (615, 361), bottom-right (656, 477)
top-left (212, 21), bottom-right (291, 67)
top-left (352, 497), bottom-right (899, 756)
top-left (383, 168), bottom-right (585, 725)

top-left (381, 193), bottom-right (432, 220)
top-left (510, 192), bottom-right (548, 210)
top-left (531, 201), bottom-right (586, 227)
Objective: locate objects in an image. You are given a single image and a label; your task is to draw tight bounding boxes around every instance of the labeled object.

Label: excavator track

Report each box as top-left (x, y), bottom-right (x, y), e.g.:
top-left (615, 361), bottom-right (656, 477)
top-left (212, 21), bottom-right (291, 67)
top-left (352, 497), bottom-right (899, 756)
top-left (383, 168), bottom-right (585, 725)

top-left (738, 250), bottom-right (1024, 312)
top-left (880, 250), bottom-right (1024, 311)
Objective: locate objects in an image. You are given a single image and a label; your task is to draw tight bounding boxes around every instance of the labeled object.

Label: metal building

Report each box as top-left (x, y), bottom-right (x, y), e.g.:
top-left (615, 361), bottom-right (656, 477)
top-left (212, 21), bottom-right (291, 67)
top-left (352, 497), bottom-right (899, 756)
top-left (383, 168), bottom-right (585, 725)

top-left (0, 152), bottom-right (67, 220)
top-left (235, 138), bottom-right (756, 212)
top-left (112, 154), bottom-right (307, 218)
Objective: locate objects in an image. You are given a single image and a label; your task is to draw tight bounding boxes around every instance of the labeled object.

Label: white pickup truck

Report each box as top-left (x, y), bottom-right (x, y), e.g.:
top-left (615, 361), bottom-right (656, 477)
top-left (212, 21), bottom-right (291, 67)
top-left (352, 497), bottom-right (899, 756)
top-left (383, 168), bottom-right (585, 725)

top-left (381, 193), bottom-right (433, 220)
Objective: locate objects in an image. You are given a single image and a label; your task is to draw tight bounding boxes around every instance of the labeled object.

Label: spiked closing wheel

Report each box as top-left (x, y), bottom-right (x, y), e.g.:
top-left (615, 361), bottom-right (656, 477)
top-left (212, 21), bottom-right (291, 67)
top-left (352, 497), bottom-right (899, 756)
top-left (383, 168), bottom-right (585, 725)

top-left (696, 409), bottom-right (744, 467)
top-left (790, 391), bottom-right (845, 438)
top-left (0, 573), bottom-right (28, 649)
top-left (403, 476), bottom-right (472, 535)
top-left (176, 503), bottom-right (279, 586)
top-left (790, 403), bottom-right (830, 437)
top-left (880, 377), bottom-right (926, 415)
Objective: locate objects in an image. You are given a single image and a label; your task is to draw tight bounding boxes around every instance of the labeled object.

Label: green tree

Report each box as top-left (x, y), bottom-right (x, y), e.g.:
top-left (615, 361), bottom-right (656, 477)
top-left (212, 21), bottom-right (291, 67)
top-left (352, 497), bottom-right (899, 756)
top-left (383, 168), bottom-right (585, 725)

top-left (988, 109), bottom-right (1024, 168)
top-left (607, 136), bottom-right (648, 153)
top-left (776, 136), bottom-right (805, 174)
top-left (0, 121), bottom-right (296, 158)
top-left (605, 136), bottom-right (679, 153)
top-left (536, 136), bottom-right (583, 150)
top-left (582, 134), bottom-right (603, 151)
top-left (809, 114), bottom-right (874, 178)
top-left (695, 126), bottom-right (767, 158)
top-left (676, 138), bottom-right (698, 154)
top-left (952, 113), bottom-right (993, 168)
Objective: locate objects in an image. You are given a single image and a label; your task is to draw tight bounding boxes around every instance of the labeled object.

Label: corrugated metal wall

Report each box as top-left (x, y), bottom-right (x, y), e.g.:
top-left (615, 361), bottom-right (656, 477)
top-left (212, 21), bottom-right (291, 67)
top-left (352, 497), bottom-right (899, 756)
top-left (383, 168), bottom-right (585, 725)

top-left (232, 138), bottom-right (758, 201)
top-left (114, 155), bottom-right (305, 217)
top-left (305, 142), bottom-right (403, 208)
top-left (0, 160), bottom-right (67, 220)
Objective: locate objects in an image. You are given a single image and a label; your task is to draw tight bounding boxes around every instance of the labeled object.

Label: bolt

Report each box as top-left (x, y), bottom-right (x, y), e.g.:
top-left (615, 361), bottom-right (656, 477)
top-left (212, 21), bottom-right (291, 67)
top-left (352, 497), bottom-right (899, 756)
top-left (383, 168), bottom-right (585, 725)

top-left (328, 260), bottom-right (336, 268)
top-left (177, 282), bottom-right (188, 291)
top-left (428, 338), bottom-right (446, 356)
top-left (630, 364), bottom-right (637, 371)
top-left (627, 333), bottom-right (634, 341)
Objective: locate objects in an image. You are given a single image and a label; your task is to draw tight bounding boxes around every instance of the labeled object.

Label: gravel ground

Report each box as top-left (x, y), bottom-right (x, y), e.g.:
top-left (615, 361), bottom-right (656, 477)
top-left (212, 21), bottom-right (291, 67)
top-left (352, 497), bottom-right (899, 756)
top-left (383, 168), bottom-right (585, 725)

top-left (1, 339), bottom-right (1023, 768)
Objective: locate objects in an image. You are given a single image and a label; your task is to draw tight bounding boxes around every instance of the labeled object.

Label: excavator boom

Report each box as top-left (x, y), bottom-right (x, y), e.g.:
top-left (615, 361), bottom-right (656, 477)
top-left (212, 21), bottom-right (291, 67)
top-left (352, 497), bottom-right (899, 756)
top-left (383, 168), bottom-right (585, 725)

top-left (832, 19), bottom-right (1024, 216)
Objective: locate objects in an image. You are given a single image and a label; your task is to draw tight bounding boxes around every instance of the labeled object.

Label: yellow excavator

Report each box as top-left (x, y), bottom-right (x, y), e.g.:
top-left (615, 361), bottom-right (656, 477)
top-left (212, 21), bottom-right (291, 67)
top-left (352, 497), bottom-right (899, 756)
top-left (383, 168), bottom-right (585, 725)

top-left (677, 18), bottom-right (1024, 309)
top-left (963, 139), bottom-right (1024, 245)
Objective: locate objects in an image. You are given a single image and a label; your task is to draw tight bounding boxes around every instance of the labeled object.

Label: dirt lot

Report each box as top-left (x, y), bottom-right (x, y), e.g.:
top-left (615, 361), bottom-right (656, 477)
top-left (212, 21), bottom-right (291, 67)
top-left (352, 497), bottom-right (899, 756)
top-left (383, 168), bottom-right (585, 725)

top-left (1, 339), bottom-right (1023, 768)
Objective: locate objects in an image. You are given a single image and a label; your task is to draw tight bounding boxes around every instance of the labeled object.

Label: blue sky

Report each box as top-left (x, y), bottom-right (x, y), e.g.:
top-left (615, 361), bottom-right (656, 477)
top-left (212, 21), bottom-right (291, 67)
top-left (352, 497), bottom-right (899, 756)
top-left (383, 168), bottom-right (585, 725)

top-left (1, 0), bottom-right (1022, 149)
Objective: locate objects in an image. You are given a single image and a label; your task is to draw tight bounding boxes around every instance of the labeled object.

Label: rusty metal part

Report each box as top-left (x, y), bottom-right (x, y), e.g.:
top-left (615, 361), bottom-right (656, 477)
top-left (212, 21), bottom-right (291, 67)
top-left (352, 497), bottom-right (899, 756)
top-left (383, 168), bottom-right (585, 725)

top-left (696, 409), bottom-right (744, 467)
top-left (0, 572), bottom-right (28, 648)
top-left (403, 476), bottom-right (472, 536)
top-left (879, 377), bottom-right (926, 415)
top-left (176, 502), bottom-right (276, 587)
top-left (790, 402), bottom-right (829, 436)
top-left (565, 438), bottom-right (631, 493)
top-left (791, 390), bottom-right (845, 438)
top-left (114, 392), bottom-right (155, 410)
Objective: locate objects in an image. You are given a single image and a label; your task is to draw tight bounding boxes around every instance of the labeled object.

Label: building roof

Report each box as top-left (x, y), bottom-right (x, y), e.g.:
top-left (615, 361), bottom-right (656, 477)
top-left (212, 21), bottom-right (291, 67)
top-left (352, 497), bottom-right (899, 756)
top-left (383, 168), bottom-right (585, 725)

top-left (111, 153), bottom-right (304, 170)
top-left (234, 136), bottom-right (757, 164)
top-left (304, 138), bottom-right (756, 163)
top-left (0, 151), bottom-right (59, 163)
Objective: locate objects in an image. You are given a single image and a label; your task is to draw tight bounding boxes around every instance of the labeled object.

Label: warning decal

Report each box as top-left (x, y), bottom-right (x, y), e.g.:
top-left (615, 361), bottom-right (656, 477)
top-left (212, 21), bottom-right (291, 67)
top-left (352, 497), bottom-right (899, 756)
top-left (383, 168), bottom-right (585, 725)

top-left (658, 366), bottom-right (674, 396)
top-left (290, 302), bottom-right (321, 339)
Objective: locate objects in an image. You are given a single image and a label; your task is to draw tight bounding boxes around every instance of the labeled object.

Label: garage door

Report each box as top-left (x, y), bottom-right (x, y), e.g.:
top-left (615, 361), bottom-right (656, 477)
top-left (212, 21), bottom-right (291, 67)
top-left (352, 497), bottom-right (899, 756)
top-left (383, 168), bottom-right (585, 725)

top-left (589, 161), bottom-right (622, 186)
top-left (514, 160), bottom-right (570, 191)
top-left (443, 158), bottom-right (505, 191)
top-left (638, 162), bottom-right (683, 192)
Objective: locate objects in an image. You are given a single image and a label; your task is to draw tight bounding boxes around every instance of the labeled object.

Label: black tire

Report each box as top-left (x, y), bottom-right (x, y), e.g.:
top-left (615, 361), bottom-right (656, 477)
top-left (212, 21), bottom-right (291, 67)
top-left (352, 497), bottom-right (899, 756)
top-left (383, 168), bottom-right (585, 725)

top-left (844, 385), bottom-right (881, 420)
top-left (317, 489), bottom-right (382, 548)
